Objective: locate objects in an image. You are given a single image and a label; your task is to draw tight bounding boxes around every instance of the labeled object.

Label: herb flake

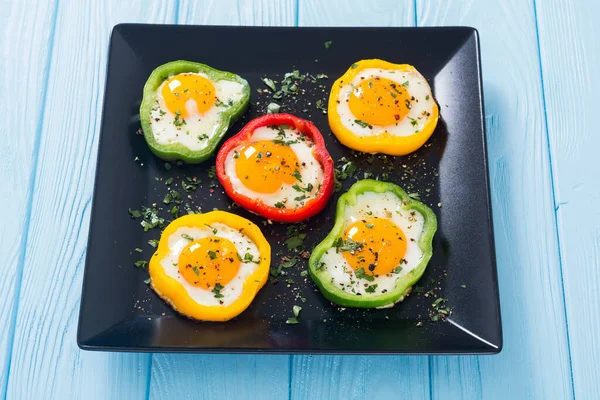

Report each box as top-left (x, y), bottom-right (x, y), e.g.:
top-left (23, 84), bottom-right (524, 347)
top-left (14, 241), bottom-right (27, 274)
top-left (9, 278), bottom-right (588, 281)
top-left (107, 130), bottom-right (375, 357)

top-left (292, 169), bottom-right (303, 182)
top-left (293, 305), bottom-right (302, 318)
top-left (211, 283), bottom-right (225, 299)
top-left (354, 119), bottom-right (373, 129)
top-left (355, 267), bottom-right (375, 282)
top-left (267, 102), bottom-right (280, 114)
top-left (261, 77), bottom-right (277, 92)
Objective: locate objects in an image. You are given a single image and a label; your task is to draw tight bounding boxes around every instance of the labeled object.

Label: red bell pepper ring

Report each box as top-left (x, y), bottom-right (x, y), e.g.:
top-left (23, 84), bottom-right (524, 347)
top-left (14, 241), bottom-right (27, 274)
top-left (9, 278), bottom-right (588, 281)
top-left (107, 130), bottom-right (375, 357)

top-left (216, 113), bottom-right (335, 223)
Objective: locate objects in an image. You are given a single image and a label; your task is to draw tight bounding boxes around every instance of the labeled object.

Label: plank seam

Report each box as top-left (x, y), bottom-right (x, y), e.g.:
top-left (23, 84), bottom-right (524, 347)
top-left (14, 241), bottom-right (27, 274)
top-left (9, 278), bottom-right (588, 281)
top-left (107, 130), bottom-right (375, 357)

top-left (287, 356), bottom-right (293, 400)
top-left (0, 0), bottom-right (60, 398)
top-left (144, 356), bottom-right (153, 400)
top-left (413, 0), bottom-right (417, 27)
top-left (428, 357), bottom-right (433, 400)
top-left (476, 356), bottom-right (482, 398)
top-left (532, 0), bottom-right (575, 398)
top-left (174, 0), bottom-right (180, 26)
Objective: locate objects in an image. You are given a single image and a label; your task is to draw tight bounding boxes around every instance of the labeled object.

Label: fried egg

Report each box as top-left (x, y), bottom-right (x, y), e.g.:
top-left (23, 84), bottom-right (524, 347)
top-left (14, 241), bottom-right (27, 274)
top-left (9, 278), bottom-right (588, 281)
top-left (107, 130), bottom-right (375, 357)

top-left (149, 212), bottom-right (270, 321)
top-left (318, 191), bottom-right (425, 298)
top-left (149, 72), bottom-right (246, 151)
top-left (328, 59), bottom-right (439, 155)
top-left (223, 124), bottom-right (324, 209)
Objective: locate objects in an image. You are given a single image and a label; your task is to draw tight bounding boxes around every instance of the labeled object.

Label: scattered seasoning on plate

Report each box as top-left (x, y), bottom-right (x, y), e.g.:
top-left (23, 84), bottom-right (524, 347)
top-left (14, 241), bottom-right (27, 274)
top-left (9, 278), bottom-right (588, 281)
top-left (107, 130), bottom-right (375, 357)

top-left (126, 61), bottom-right (448, 333)
top-left (429, 297), bottom-right (452, 322)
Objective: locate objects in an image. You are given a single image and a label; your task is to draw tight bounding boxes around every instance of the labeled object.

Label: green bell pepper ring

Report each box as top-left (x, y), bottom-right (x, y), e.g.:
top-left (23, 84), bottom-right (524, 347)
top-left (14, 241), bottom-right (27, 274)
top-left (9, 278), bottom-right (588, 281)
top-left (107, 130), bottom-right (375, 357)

top-left (140, 60), bottom-right (250, 164)
top-left (309, 179), bottom-right (438, 308)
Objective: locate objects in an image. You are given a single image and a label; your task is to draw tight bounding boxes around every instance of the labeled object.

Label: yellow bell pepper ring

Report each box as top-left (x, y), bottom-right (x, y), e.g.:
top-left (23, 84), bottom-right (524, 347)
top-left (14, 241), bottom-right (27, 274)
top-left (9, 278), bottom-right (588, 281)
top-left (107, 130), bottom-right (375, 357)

top-left (149, 211), bottom-right (270, 322)
top-left (327, 59), bottom-right (439, 156)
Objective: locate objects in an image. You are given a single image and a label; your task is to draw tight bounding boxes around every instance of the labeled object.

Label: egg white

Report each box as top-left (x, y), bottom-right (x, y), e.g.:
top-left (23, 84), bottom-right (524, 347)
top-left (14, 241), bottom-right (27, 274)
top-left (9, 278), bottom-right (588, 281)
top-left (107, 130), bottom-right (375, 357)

top-left (319, 191), bottom-right (425, 296)
top-left (336, 68), bottom-right (436, 137)
top-left (149, 73), bottom-right (245, 151)
top-left (158, 223), bottom-right (260, 307)
top-left (223, 126), bottom-right (324, 209)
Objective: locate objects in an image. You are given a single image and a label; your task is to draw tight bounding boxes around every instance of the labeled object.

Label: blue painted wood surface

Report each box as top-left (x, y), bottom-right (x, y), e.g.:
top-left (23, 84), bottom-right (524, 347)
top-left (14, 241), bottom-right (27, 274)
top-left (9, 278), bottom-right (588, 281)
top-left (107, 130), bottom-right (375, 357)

top-left (0, 0), bottom-right (597, 398)
top-left (535, 0), bottom-right (600, 397)
top-left (418, 1), bottom-right (572, 398)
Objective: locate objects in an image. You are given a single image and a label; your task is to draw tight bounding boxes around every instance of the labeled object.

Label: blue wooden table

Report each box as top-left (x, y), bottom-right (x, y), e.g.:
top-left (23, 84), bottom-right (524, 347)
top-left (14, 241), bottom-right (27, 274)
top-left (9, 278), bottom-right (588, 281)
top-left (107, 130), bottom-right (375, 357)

top-left (1, 0), bottom-right (598, 398)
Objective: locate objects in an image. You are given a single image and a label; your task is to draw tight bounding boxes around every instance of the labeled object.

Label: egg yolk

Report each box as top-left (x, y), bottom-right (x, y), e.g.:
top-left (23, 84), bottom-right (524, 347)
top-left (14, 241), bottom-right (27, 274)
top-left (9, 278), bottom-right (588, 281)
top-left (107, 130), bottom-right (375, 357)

top-left (348, 77), bottom-right (411, 127)
top-left (178, 236), bottom-right (240, 290)
top-left (342, 217), bottom-right (406, 276)
top-left (234, 140), bottom-right (301, 194)
top-left (161, 73), bottom-right (216, 118)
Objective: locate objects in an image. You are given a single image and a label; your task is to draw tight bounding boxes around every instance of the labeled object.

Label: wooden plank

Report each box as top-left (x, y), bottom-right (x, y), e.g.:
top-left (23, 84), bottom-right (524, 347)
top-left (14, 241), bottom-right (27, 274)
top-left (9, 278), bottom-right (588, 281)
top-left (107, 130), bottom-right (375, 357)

top-left (429, 356), bottom-right (481, 399)
top-left (3, 1), bottom-right (176, 399)
top-left (149, 354), bottom-right (289, 400)
top-left (291, 355), bottom-right (429, 400)
top-left (289, 2), bottom-right (430, 399)
top-left (148, 2), bottom-right (296, 399)
top-left (299, 0), bottom-right (414, 27)
top-left (535, 0), bottom-right (600, 396)
top-left (178, 0), bottom-right (296, 26)
top-left (417, 0), bottom-right (574, 398)
top-left (0, 0), bottom-right (58, 397)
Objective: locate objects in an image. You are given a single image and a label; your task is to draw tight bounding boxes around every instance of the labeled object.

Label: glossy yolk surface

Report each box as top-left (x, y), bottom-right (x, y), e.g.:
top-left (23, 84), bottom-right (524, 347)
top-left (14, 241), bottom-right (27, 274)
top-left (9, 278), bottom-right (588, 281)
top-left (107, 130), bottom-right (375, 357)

top-left (178, 236), bottom-right (240, 289)
top-left (235, 140), bottom-right (301, 194)
top-left (348, 77), bottom-right (411, 126)
top-left (343, 217), bottom-right (406, 276)
top-left (161, 73), bottom-right (216, 118)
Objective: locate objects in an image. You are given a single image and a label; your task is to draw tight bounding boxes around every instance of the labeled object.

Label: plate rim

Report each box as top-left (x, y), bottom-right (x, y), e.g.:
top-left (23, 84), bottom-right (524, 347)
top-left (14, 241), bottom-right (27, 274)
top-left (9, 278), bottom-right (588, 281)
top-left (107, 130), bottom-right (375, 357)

top-left (77, 23), bottom-right (502, 355)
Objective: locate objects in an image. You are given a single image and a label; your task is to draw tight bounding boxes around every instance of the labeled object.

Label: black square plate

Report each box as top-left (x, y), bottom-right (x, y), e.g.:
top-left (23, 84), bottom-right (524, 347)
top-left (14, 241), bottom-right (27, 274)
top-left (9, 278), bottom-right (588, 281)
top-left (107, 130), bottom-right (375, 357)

top-left (78, 24), bottom-right (502, 354)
